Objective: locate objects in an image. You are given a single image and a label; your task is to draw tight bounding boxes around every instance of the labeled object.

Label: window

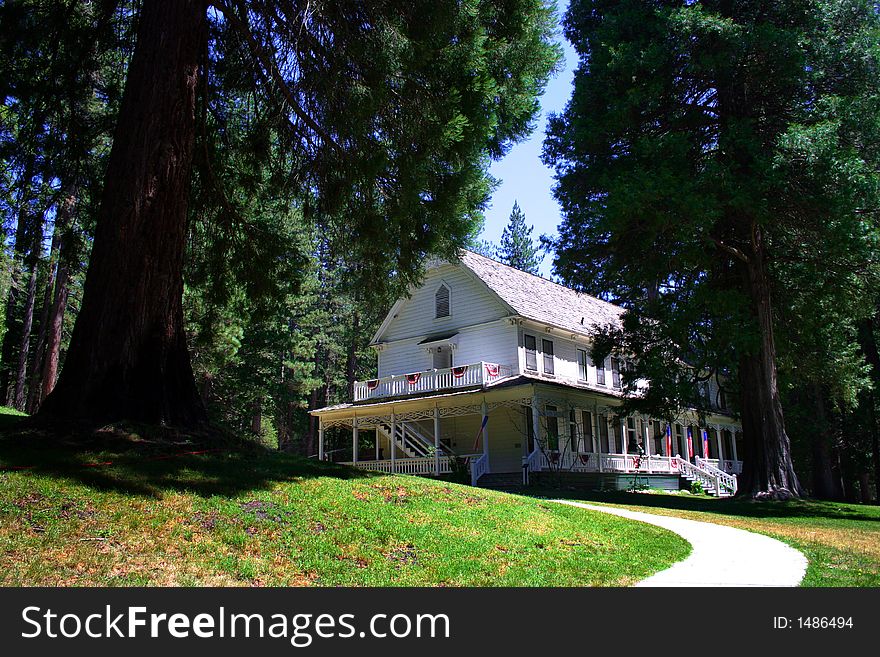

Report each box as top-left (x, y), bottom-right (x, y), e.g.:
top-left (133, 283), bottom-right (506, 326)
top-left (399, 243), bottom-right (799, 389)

top-left (524, 334), bottom-right (537, 371)
top-left (546, 405), bottom-right (559, 451)
top-left (652, 420), bottom-right (663, 455)
top-left (626, 417), bottom-right (639, 452)
top-left (582, 410), bottom-right (594, 452)
top-left (577, 349), bottom-right (588, 381)
top-left (435, 284), bottom-right (450, 318)
top-left (542, 339), bottom-right (554, 374)
top-left (611, 357), bottom-right (621, 389)
top-left (432, 346), bottom-right (452, 370)
top-left (525, 406), bottom-right (535, 453)
top-left (598, 414), bottom-right (609, 453)
top-left (596, 357), bottom-right (606, 385)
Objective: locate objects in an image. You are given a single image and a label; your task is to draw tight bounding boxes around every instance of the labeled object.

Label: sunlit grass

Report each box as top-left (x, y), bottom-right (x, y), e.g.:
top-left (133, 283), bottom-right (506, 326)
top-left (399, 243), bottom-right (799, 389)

top-left (0, 430), bottom-right (689, 587)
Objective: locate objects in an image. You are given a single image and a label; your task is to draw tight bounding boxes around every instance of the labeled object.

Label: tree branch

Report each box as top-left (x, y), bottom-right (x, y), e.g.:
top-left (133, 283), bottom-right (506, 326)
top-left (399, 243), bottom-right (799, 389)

top-left (210, 0), bottom-right (342, 153)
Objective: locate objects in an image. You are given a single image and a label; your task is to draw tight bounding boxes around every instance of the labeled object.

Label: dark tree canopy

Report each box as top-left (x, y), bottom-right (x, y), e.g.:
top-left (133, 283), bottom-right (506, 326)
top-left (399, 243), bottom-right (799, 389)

top-left (27, 0), bottom-right (561, 427)
top-left (544, 0), bottom-right (880, 498)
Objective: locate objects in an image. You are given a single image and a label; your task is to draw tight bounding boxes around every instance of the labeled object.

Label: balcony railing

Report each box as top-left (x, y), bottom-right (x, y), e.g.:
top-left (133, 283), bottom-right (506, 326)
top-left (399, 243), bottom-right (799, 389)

top-left (353, 361), bottom-right (512, 402)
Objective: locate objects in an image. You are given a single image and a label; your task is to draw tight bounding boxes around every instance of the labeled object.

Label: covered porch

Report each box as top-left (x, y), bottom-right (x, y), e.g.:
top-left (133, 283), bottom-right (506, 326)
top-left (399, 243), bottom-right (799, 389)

top-left (311, 382), bottom-right (743, 492)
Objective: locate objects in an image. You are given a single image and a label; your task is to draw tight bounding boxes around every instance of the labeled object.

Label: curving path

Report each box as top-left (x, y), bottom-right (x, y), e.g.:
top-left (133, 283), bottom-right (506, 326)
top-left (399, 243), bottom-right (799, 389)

top-left (554, 500), bottom-right (808, 587)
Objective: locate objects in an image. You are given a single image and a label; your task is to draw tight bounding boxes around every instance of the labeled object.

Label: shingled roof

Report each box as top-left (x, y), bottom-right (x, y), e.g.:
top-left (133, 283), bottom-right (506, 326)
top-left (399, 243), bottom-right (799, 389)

top-left (458, 249), bottom-right (625, 336)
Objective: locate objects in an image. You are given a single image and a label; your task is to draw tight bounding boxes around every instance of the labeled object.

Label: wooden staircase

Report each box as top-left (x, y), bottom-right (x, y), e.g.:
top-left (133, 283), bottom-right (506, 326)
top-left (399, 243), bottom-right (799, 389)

top-left (676, 456), bottom-right (737, 497)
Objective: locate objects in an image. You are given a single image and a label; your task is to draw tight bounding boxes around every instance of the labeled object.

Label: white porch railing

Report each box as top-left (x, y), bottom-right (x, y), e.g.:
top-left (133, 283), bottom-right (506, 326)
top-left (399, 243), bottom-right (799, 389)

top-left (353, 362), bottom-right (512, 402)
top-left (676, 456), bottom-right (736, 496)
top-left (469, 453), bottom-right (489, 486)
top-left (695, 456), bottom-right (739, 495)
top-left (522, 448), bottom-right (542, 485)
top-left (341, 456), bottom-right (453, 475)
top-left (532, 451), bottom-right (680, 474)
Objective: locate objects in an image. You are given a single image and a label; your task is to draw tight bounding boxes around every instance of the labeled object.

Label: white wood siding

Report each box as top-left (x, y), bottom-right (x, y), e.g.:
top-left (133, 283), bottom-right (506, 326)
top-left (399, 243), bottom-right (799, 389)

top-left (375, 263), bottom-right (516, 378)
top-left (380, 265), bottom-right (510, 342)
top-left (377, 320), bottom-right (520, 378)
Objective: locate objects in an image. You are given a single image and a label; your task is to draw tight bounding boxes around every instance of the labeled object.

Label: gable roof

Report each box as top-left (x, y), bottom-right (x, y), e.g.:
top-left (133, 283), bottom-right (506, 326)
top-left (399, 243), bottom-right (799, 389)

top-left (457, 249), bottom-right (625, 337)
top-left (370, 249), bottom-right (626, 345)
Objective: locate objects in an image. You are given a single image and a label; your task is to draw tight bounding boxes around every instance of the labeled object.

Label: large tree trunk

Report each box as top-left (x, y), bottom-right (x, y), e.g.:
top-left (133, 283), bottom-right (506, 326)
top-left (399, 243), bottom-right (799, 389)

top-left (26, 224), bottom-right (59, 413)
top-left (858, 313), bottom-right (880, 504)
top-left (38, 191), bottom-right (76, 404)
top-left (37, 0), bottom-right (207, 427)
top-left (810, 384), bottom-right (842, 500)
top-left (13, 211), bottom-right (46, 410)
top-left (736, 226), bottom-right (804, 499)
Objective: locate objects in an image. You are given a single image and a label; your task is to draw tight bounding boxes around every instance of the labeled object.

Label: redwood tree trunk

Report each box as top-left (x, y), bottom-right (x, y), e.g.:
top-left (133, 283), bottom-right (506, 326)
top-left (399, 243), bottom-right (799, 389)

top-left (736, 227), bottom-right (804, 499)
top-left (39, 192), bottom-right (76, 404)
top-left (37, 0), bottom-right (208, 427)
top-left (13, 212), bottom-right (45, 410)
top-left (810, 384), bottom-right (842, 500)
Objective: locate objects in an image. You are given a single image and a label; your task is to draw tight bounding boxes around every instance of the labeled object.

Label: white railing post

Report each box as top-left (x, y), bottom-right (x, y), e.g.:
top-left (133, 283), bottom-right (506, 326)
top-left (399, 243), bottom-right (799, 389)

top-left (390, 411), bottom-right (397, 473)
top-left (352, 418), bottom-right (359, 464)
top-left (434, 405), bottom-right (441, 477)
top-left (318, 418), bottom-right (324, 461)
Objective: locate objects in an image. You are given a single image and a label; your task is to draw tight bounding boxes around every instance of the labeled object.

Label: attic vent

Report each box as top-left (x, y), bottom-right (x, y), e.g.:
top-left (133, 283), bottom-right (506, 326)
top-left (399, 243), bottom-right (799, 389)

top-left (435, 284), bottom-right (450, 318)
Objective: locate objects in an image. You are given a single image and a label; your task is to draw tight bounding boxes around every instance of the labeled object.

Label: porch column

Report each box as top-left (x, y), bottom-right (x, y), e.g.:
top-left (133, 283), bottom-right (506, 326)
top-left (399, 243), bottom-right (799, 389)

top-left (714, 425), bottom-right (723, 463)
top-left (596, 410), bottom-right (604, 473)
top-left (318, 418), bottom-right (324, 460)
top-left (730, 427), bottom-right (738, 462)
top-left (481, 400), bottom-right (490, 460)
top-left (621, 418), bottom-right (627, 456)
top-left (390, 411), bottom-right (397, 473)
top-left (433, 405), bottom-right (441, 476)
top-left (375, 429), bottom-right (380, 461)
top-left (352, 418), bottom-right (359, 464)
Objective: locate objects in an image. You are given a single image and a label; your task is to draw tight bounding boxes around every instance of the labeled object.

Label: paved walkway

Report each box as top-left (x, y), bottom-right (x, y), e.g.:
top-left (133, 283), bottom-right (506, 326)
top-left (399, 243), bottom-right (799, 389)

top-left (554, 500), bottom-right (808, 587)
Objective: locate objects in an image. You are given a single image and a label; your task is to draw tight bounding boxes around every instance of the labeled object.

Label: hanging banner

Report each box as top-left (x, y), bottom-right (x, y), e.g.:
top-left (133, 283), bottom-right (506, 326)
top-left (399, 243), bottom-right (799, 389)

top-left (405, 372), bottom-right (421, 385)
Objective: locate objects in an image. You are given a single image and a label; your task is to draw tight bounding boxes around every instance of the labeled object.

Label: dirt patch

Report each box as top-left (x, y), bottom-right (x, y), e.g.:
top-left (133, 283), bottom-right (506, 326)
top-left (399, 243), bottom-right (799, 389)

top-left (386, 543), bottom-right (418, 566)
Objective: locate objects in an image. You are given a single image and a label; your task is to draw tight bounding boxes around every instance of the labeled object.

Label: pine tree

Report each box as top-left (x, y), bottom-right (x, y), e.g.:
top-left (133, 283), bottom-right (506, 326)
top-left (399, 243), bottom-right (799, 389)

top-left (33, 0), bottom-right (561, 428)
top-left (544, 0), bottom-right (880, 499)
top-left (497, 201), bottom-right (543, 274)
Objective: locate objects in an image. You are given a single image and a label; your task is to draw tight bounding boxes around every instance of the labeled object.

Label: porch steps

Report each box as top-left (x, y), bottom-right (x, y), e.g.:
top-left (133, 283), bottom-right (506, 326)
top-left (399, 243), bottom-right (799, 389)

top-left (678, 469), bottom-right (734, 497)
top-left (475, 472), bottom-right (524, 490)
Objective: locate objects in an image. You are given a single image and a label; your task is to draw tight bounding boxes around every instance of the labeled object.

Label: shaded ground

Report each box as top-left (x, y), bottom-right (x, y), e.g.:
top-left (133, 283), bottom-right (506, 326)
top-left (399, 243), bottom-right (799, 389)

top-left (520, 487), bottom-right (880, 587)
top-left (0, 412), bottom-right (689, 586)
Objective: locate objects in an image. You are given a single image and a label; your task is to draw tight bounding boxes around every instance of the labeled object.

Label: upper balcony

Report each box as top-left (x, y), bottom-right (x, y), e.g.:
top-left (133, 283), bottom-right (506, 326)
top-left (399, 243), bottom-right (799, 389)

top-left (353, 361), bottom-right (513, 402)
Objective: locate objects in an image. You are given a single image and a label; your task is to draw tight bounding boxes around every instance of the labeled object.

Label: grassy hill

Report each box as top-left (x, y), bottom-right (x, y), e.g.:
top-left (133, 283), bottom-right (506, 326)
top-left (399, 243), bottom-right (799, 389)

top-left (0, 412), bottom-right (688, 586)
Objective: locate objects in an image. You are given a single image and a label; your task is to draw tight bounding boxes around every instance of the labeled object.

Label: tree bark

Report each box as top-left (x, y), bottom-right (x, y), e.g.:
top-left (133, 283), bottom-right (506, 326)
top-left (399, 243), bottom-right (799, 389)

top-left (26, 223), bottom-right (59, 413)
top-left (736, 226), bottom-right (804, 499)
top-left (13, 210), bottom-right (46, 410)
top-left (858, 313), bottom-right (880, 504)
top-left (39, 192), bottom-right (76, 403)
top-left (37, 0), bottom-right (208, 427)
top-left (810, 384), bottom-right (842, 500)
top-left (345, 311), bottom-right (360, 401)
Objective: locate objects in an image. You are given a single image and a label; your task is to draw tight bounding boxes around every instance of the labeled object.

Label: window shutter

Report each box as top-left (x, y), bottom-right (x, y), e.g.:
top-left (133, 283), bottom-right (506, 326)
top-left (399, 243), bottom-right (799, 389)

top-left (435, 284), bottom-right (450, 318)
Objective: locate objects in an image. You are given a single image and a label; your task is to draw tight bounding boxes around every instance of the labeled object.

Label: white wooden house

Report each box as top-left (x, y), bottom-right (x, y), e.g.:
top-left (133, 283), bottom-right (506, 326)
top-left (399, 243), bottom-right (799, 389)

top-left (311, 250), bottom-right (742, 496)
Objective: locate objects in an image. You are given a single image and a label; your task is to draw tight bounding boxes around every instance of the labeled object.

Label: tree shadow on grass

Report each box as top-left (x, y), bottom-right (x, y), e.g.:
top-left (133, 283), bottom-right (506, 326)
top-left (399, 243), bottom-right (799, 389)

top-left (513, 487), bottom-right (880, 524)
top-left (0, 417), bottom-right (374, 499)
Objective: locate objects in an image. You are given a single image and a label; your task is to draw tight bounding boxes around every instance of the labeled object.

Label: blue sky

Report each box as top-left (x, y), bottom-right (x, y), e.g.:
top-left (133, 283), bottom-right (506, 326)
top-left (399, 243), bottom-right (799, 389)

top-left (479, 1), bottom-right (576, 278)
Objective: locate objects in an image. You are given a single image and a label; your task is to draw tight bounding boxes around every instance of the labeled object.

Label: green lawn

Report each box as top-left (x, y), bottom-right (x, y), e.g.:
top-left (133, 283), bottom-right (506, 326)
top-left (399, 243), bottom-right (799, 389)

top-left (524, 488), bottom-right (880, 587)
top-left (0, 414), bottom-right (689, 586)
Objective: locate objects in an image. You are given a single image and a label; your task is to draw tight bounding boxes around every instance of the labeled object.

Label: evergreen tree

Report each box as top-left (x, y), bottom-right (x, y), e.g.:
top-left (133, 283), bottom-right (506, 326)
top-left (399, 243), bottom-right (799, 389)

top-left (497, 201), bottom-right (543, 273)
top-left (544, 0), bottom-right (880, 498)
top-left (31, 0), bottom-right (561, 428)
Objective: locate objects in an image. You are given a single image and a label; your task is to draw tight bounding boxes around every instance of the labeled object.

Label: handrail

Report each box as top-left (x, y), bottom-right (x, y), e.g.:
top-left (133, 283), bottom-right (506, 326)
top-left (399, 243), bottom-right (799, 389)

top-left (674, 456), bottom-right (736, 496)
top-left (695, 456), bottom-right (738, 495)
top-left (470, 452), bottom-right (489, 486)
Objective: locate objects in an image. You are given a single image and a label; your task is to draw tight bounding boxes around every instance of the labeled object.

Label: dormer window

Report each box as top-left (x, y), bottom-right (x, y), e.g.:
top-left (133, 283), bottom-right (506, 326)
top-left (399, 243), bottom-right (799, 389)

top-left (435, 283), bottom-right (450, 318)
